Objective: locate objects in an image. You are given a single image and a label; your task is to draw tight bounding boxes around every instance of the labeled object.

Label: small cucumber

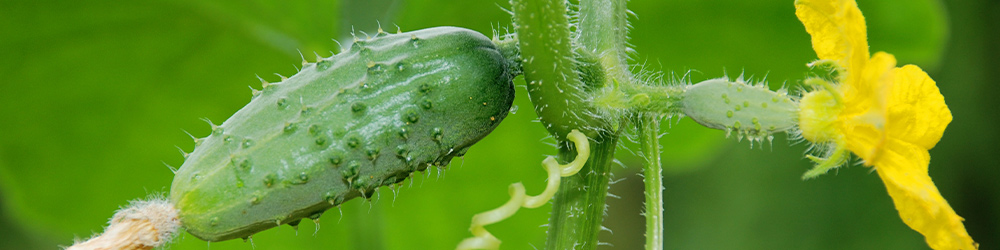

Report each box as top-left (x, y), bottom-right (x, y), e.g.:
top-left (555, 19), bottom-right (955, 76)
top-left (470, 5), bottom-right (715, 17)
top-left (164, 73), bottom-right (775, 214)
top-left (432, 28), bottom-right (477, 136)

top-left (681, 79), bottom-right (797, 141)
top-left (169, 27), bottom-right (516, 242)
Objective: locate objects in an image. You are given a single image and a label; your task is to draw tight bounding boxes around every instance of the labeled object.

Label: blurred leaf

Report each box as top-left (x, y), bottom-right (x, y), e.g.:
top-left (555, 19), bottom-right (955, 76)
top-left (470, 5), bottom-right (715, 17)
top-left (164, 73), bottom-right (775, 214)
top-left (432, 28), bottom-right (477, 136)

top-left (862, 0), bottom-right (948, 70)
top-left (0, 0), bottom-right (339, 246)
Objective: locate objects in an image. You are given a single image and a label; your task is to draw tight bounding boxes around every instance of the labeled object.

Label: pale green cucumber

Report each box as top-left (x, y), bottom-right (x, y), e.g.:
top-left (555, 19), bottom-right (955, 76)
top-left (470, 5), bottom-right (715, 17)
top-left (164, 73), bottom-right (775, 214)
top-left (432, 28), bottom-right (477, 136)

top-left (681, 79), bottom-right (798, 141)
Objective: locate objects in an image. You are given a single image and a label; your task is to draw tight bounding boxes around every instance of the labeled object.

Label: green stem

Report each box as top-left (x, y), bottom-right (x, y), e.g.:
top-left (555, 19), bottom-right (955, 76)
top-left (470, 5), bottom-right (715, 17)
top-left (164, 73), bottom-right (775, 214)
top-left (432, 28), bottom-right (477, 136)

top-left (510, 0), bottom-right (596, 140)
top-left (546, 134), bottom-right (620, 250)
top-left (637, 114), bottom-right (663, 250)
top-left (623, 84), bottom-right (684, 114)
top-left (593, 82), bottom-right (685, 115)
top-left (511, 0), bottom-right (630, 249)
top-left (578, 0), bottom-right (630, 77)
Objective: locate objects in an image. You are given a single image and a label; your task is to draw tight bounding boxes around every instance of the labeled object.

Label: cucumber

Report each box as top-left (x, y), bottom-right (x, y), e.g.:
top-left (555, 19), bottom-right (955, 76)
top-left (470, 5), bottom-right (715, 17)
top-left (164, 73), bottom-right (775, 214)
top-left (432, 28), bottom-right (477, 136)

top-left (169, 26), bottom-right (517, 242)
top-left (681, 79), bottom-right (797, 142)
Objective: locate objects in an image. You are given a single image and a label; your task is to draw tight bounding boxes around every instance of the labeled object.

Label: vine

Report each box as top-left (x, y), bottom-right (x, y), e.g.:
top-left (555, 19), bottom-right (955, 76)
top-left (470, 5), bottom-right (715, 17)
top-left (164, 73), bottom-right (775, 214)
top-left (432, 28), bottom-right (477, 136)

top-left (59, 0), bottom-right (976, 250)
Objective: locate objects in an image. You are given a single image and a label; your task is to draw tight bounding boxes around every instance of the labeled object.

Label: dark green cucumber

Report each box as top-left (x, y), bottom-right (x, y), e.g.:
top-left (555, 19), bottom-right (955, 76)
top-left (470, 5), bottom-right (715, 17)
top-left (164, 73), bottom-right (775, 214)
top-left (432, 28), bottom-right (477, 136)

top-left (169, 26), bottom-right (516, 242)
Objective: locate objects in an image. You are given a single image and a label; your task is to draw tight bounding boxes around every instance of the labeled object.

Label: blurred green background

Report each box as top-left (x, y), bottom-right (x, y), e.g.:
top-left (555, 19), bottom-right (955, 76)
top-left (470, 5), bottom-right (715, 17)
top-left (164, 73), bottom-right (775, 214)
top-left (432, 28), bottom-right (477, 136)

top-left (1, 0), bottom-right (996, 249)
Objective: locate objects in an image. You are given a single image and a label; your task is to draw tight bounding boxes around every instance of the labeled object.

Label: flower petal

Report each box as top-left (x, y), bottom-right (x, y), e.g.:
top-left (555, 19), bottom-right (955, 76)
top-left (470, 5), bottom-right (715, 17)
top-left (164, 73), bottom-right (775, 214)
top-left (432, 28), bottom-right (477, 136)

top-left (874, 138), bottom-right (977, 250)
top-left (887, 65), bottom-right (953, 149)
top-left (840, 52), bottom-right (896, 160)
top-left (795, 0), bottom-right (870, 77)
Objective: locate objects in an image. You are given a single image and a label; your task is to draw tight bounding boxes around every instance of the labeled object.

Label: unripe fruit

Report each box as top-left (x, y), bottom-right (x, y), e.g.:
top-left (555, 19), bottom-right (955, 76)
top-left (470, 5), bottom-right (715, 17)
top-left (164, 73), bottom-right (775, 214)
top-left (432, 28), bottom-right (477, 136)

top-left (170, 27), bottom-right (517, 242)
top-left (682, 79), bottom-right (797, 142)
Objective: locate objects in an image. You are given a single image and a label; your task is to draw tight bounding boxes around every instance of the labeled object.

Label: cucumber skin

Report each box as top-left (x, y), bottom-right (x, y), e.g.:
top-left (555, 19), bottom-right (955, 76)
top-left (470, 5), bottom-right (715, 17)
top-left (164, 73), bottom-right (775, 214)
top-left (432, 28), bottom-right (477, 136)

top-left (169, 27), bottom-right (516, 242)
top-left (681, 79), bottom-right (797, 135)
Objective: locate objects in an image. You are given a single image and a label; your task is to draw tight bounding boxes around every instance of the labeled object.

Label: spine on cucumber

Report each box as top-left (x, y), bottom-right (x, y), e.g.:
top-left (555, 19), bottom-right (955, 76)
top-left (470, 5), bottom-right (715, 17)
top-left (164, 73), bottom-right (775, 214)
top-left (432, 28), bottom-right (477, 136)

top-left (169, 27), bottom-right (517, 242)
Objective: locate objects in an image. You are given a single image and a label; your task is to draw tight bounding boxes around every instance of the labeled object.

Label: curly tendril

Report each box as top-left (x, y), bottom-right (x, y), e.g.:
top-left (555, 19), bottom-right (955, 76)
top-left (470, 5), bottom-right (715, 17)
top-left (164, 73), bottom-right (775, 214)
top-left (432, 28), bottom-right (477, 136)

top-left (455, 129), bottom-right (590, 250)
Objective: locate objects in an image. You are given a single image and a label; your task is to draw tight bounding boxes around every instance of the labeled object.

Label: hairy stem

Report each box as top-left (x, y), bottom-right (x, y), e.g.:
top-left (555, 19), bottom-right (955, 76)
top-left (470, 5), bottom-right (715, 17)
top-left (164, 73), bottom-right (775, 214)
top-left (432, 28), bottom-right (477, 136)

top-left (578, 0), bottom-right (631, 79)
top-left (593, 82), bottom-right (685, 115)
top-left (638, 115), bottom-right (664, 250)
top-left (511, 0), bottom-right (598, 140)
top-left (546, 134), bottom-right (620, 250)
top-left (512, 0), bottom-right (632, 249)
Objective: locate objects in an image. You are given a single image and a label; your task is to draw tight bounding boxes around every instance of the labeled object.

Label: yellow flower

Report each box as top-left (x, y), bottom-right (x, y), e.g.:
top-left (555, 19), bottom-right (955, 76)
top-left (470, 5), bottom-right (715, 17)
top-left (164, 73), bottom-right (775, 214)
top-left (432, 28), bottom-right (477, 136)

top-left (794, 0), bottom-right (977, 249)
